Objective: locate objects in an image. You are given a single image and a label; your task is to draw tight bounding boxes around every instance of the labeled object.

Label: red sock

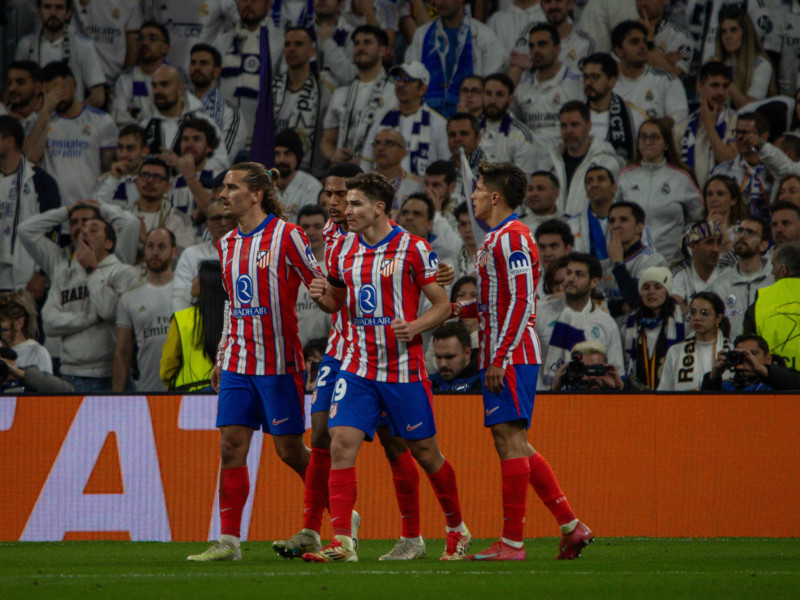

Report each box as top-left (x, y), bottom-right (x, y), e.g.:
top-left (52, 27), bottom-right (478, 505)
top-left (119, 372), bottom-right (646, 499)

top-left (390, 450), bottom-right (421, 538)
top-left (219, 466), bottom-right (249, 538)
top-left (528, 453), bottom-right (575, 526)
top-left (328, 467), bottom-right (357, 537)
top-left (302, 448), bottom-right (331, 532)
top-left (501, 457), bottom-right (530, 542)
top-left (425, 459), bottom-right (463, 528)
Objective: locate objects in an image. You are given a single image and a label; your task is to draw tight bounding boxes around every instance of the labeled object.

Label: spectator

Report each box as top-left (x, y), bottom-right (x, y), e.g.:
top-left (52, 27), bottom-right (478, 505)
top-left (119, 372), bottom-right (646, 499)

top-left (535, 0), bottom-right (594, 74)
top-left (453, 203), bottom-right (478, 280)
top-left (110, 20), bottom-right (172, 126)
top-left (672, 220), bottom-right (726, 312)
top-left (702, 175), bottom-right (747, 260)
top-left (446, 112), bottom-right (487, 202)
top-left (582, 53), bottom-right (645, 163)
top-left (113, 227), bottom-right (177, 392)
top-left (273, 129), bottom-right (324, 224)
top-left (321, 25), bottom-right (397, 166)
top-left (0, 290), bottom-right (52, 374)
top-left (616, 118), bottom-right (703, 262)
top-left (91, 124), bottom-right (149, 209)
top-left (456, 75), bottom-right (484, 119)
top-left (534, 218), bottom-right (574, 293)
top-left (568, 165), bottom-right (616, 258)
top-left (702, 334), bottom-right (800, 391)
top-left (370, 129), bottom-right (423, 212)
top-left (710, 112), bottom-right (772, 221)
top-left (520, 171), bottom-right (562, 234)
top-left (398, 193), bottom-right (458, 264)
top-left (576, 0), bottom-right (638, 54)
top-left (24, 62), bottom-right (118, 207)
top-left (712, 8), bottom-right (774, 108)
top-left (161, 260), bottom-right (224, 392)
top-left (511, 24), bottom-right (583, 150)
top-left (0, 115), bottom-right (60, 293)
top-left (450, 275), bottom-right (479, 345)
top-left (296, 205), bottom-right (332, 347)
top-left (478, 73), bottom-right (536, 176)
top-left (429, 321), bottom-right (481, 392)
top-left (611, 21), bottom-right (688, 127)
top-left (15, 0), bottom-right (106, 107)
top-left (311, 0), bottom-right (356, 90)
top-left (549, 101), bottom-right (624, 217)
top-left (405, 0), bottom-right (503, 118)
top-left (536, 253), bottom-right (624, 390)
top-left (40, 214), bottom-right (141, 392)
top-left (657, 291), bottom-right (732, 391)
top-left (710, 217), bottom-right (773, 339)
top-left (164, 117), bottom-right (220, 220)
top-left (550, 340), bottom-right (625, 391)
top-left (273, 27), bottom-right (330, 175)
top-left (189, 43), bottom-right (247, 164)
top-left (777, 174), bottom-right (800, 207)
top-left (541, 255), bottom-right (570, 302)
top-left (423, 160), bottom-right (459, 225)
top-left (361, 61), bottom-right (449, 177)
top-left (674, 61), bottom-right (737, 188)
top-left (769, 201), bottom-right (800, 249)
top-left (487, 0), bottom-right (546, 74)
top-left (635, 0), bottom-right (694, 78)
top-left (172, 196), bottom-right (235, 313)
top-left (621, 266), bottom-right (685, 389)
top-left (3, 61), bottom-right (43, 137)
top-left (303, 337), bottom-right (327, 394)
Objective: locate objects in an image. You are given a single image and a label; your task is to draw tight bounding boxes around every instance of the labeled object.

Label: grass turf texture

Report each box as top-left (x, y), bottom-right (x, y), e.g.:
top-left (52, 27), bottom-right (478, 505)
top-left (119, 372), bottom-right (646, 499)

top-left (1, 538), bottom-right (798, 599)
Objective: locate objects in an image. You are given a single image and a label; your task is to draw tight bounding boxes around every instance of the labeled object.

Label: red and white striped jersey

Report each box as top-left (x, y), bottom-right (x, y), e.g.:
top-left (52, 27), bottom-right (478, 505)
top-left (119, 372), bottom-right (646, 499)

top-left (218, 215), bottom-right (324, 375)
top-left (475, 214), bottom-right (542, 369)
top-left (322, 218), bottom-right (348, 361)
top-left (329, 225), bottom-right (438, 383)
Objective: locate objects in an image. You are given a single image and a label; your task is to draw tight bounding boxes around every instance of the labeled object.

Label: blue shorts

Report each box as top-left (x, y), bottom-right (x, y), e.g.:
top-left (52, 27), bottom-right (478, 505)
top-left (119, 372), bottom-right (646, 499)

top-left (327, 371), bottom-right (436, 441)
top-left (311, 354), bottom-right (341, 415)
top-left (481, 364), bottom-right (539, 428)
top-left (217, 370), bottom-right (306, 435)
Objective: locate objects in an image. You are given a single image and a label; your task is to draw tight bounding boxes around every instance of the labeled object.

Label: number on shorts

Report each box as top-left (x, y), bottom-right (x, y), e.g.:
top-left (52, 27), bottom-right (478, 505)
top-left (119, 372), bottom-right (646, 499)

top-left (317, 366), bottom-right (331, 387)
top-left (333, 378), bottom-right (347, 402)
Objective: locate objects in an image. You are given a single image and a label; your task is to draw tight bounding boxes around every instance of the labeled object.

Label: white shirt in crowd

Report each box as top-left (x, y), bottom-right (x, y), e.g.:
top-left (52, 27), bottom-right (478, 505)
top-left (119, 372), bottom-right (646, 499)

top-left (614, 65), bottom-right (689, 124)
top-left (172, 240), bottom-right (219, 313)
top-left (12, 339), bottom-right (53, 374)
top-left (277, 170), bottom-right (324, 224)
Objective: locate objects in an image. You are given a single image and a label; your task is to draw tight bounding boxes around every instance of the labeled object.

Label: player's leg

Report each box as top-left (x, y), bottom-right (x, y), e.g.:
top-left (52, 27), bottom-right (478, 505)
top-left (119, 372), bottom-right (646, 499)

top-left (376, 425), bottom-right (424, 561)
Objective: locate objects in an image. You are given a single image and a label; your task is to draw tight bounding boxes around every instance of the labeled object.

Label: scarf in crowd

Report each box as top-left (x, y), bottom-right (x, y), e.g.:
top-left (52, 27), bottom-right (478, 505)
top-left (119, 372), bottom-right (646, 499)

top-left (28, 24), bottom-right (72, 67)
top-left (378, 107), bottom-right (433, 175)
top-left (273, 72), bottom-right (321, 166)
top-left (271, 0), bottom-right (314, 29)
top-left (200, 86), bottom-right (226, 131)
top-left (587, 209), bottom-right (608, 260)
top-left (740, 160), bottom-right (770, 221)
top-left (668, 329), bottom-right (731, 390)
top-left (0, 162), bottom-right (24, 266)
top-left (544, 299), bottom-right (594, 372)
top-left (221, 25), bottom-right (263, 101)
top-left (623, 310), bottom-right (685, 389)
top-left (420, 9), bottom-right (473, 115)
top-left (338, 71), bottom-right (391, 158)
top-left (680, 108), bottom-right (729, 169)
top-left (606, 93), bottom-right (636, 162)
top-left (478, 113), bottom-right (513, 136)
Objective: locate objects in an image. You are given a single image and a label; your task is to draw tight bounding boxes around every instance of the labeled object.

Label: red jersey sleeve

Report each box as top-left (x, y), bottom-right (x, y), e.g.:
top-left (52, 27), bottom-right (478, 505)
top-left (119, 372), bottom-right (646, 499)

top-left (410, 237), bottom-right (438, 289)
top-left (284, 224), bottom-right (325, 287)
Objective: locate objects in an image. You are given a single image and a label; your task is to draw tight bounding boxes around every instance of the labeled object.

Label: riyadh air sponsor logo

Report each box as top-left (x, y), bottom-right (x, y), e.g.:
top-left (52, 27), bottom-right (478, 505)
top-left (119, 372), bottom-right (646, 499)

top-left (406, 422), bottom-right (423, 432)
top-left (272, 417), bottom-right (289, 426)
top-left (236, 274), bottom-right (253, 304)
top-left (358, 284), bottom-right (377, 314)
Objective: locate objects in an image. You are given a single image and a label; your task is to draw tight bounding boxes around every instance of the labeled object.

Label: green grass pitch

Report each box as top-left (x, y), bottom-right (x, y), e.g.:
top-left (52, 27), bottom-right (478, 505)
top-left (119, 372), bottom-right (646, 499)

top-left (2, 538), bottom-right (798, 599)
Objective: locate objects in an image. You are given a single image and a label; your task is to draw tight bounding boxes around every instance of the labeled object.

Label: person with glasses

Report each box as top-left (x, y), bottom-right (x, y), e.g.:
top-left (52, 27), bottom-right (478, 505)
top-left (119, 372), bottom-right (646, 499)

top-left (370, 129), bottom-right (423, 212)
top-left (709, 217), bottom-right (773, 339)
top-left (657, 291), bottom-right (733, 391)
top-left (455, 75), bottom-right (484, 120)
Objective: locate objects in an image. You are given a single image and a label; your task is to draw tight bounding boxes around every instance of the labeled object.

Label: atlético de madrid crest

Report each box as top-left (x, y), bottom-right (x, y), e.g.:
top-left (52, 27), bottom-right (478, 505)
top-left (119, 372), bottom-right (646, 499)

top-left (380, 259), bottom-right (395, 277)
top-left (257, 250), bottom-right (271, 268)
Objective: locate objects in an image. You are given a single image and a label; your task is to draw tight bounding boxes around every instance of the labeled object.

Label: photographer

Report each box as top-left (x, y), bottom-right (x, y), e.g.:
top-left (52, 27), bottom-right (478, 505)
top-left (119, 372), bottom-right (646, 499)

top-left (701, 335), bottom-right (800, 391)
top-left (551, 342), bottom-right (625, 391)
top-left (0, 348), bottom-right (76, 394)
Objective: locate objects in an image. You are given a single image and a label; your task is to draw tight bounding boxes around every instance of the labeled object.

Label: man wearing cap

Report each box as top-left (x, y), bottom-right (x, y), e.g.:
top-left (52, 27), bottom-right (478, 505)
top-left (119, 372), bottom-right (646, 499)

top-left (274, 129), bottom-right (324, 224)
top-left (361, 61), bottom-right (450, 178)
top-left (405, 0), bottom-right (503, 119)
top-left (671, 220), bottom-right (728, 312)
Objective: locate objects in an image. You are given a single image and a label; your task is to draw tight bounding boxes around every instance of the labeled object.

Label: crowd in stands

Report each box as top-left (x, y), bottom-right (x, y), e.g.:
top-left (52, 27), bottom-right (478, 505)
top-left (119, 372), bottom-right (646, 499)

top-left (2, 0), bottom-right (800, 394)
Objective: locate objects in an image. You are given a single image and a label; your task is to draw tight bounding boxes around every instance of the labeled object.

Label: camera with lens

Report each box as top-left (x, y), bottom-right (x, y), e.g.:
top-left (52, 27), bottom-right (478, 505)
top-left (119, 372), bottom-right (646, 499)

top-left (563, 351), bottom-right (609, 388)
top-left (0, 343), bottom-right (18, 382)
top-left (725, 350), bottom-right (746, 368)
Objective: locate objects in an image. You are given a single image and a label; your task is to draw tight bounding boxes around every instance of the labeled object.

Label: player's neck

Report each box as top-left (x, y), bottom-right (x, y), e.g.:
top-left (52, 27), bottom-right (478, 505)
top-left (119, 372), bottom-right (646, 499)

top-left (147, 269), bottom-right (174, 286)
top-left (288, 65), bottom-right (311, 90)
top-left (237, 209), bottom-right (268, 234)
top-left (160, 97), bottom-right (185, 119)
top-left (620, 61), bottom-right (646, 79)
top-left (316, 12), bottom-right (338, 26)
top-left (140, 58), bottom-right (163, 75)
top-left (277, 169), bottom-right (297, 191)
top-left (565, 294), bottom-right (591, 312)
top-left (590, 198), bottom-right (613, 218)
top-left (358, 61), bottom-right (383, 82)
top-left (360, 217), bottom-right (393, 245)
top-left (441, 10), bottom-right (464, 29)
top-left (399, 99), bottom-right (421, 116)
top-left (137, 195), bottom-right (164, 213)
top-left (11, 98), bottom-right (39, 119)
top-left (377, 163), bottom-right (403, 180)
top-left (693, 259), bottom-right (716, 282)
top-left (58, 100), bottom-right (83, 119)
top-left (537, 60), bottom-right (561, 82)
top-left (554, 19), bottom-right (572, 40)
top-left (42, 25), bottom-right (66, 43)
top-left (738, 253), bottom-right (762, 274)
top-left (487, 205), bottom-right (515, 229)
top-left (590, 93), bottom-right (612, 113)
top-left (193, 83), bottom-right (214, 99)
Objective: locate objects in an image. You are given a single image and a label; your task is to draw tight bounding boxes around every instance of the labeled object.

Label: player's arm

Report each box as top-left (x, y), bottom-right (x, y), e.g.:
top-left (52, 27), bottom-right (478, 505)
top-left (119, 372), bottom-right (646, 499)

top-left (112, 326), bottom-right (135, 392)
top-left (392, 280), bottom-right (450, 342)
top-left (211, 300), bottom-right (231, 393)
top-left (310, 275), bottom-right (347, 313)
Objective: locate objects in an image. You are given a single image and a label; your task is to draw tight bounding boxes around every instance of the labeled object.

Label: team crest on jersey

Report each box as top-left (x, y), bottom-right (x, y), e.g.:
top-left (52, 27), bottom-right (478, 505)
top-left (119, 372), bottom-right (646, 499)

top-left (329, 402), bottom-right (338, 418)
top-left (661, 183), bottom-right (671, 195)
top-left (200, 2), bottom-right (210, 16)
top-left (112, 8), bottom-right (120, 19)
top-left (256, 250), bottom-right (271, 268)
top-left (82, 125), bottom-right (92, 137)
top-left (478, 249), bottom-right (490, 268)
top-left (645, 90), bottom-right (654, 102)
top-left (552, 93), bottom-right (561, 106)
top-left (507, 250), bottom-right (530, 276)
top-left (380, 259), bottom-right (396, 277)
top-left (243, 55), bottom-right (261, 74)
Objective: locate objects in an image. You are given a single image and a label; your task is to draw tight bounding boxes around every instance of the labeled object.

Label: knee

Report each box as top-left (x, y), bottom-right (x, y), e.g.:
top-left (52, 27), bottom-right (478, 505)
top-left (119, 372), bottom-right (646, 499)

top-left (274, 437), bottom-right (308, 468)
top-left (220, 436), bottom-right (246, 466)
top-left (311, 428), bottom-right (331, 450)
top-left (380, 436), bottom-right (408, 463)
top-left (408, 443), bottom-right (442, 473)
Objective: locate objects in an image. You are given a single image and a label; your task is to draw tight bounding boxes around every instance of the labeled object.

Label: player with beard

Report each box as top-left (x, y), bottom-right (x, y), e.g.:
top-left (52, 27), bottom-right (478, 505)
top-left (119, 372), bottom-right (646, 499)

top-left (162, 117), bottom-right (219, 220)
top-left (189, 43), bottom-right (247, 164)
top-left (273, 129), bottom-right (323, 223)
top-left (478, 73), bottom-right (536, 177)
top-left (3, 61), bottom-right (43, 137)
top-left (113, 227), bottom-right (177, 392)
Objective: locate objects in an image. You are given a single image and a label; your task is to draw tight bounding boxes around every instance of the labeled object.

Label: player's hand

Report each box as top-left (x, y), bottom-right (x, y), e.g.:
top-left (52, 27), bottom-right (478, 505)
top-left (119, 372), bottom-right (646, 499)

top-left (435, 262), bottom-right (455, 286)
top-left (664, 51), bottom-right (682, 67)
top-left (211, 364), bottom-right (222, 393)
top-left (26, 272), bottom-right (47, 301)
top-left (41, 82), bottom-right (69, 114)
top-left (159, 149), bottom-right (180, 169)
top-left (509, 50), bottom-right (532, 71)
top-left (75, 237), bottom-right (98, 271)
top-left (485, 364), bottom-right (506, 393)
top-left (178, 154), bottom-right (196, 179)
top-left (599, 364), bottom-right (624, 390)
top-left (309, 277), bottom-right (328, 301)
top-left (606, 230), bottom-right (624, 263)
top-left (110, 160), bottom-right (128, 178)
top-left (551, 362), bottom-right (568, 391)
top-left (710, 351), bottom-right (728, 381)
top-left (742, 131), bottom-right (763, 152)
top-left (391, 318), bottom-right (417, 342)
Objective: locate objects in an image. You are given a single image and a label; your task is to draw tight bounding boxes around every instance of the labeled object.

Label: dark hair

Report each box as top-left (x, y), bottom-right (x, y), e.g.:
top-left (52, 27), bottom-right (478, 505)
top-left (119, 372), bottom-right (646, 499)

top-left (633, 119), bottom-right (697, 184)
top-left (703, 175), bottom-right (747, 227)
top-left (450, 275), bottom-right (477, 303)
top-left (530, 170), bottom-right (560, 189)
top-left (0, 116), bottom-right (25, 149)
top-left (584, 165), bottom-right (616, 184)
top-left (483, 72), bottom-right (515, 95)
top-left (770, 200), bottom-right (800, 221)
top-left (297, 204), bottom-right (329, 222)
top-left (146, 226), bottom-right (176, 248)
top-left (567, 252), bottom-right (603, 280)
top-left (477, 161), bottom-right (527, 209)
top-left (740, 216), bottom-right (770, 242)
top-left (460, 75), bottom-right (484, 90)
top-left (229, 162), bottom-right (282, 218)
top-left (403, 192), bottom-right (436, 221)
top-left (447, 112), bottom-right (480, 136)
top-left (529, 22), bottom-right (560, 46)
top-left (190, 43), bottom-right (222, 67)
top-left (0, 289), bottom-right (39, 339)
top-left (611, 20), bottom-right (648, 50)
top-left (326, 162), bottom-right (363, 179)
top-left (634, 286), bottom-right (679, 320)
top-left (698, 61), bottom-right (733, 83)
top-left (542, 255), bottom-right (570, 295)
top-left (733, 334), bottom-right (770, 355)
top-left (41, 61), bottom-right (74, 82)
top-left (36, 0), bottom-right (72, 9)
top-left (352, 24), bottom-right (389, 47)
top-left (425, 160), bottom-right (457, 185)
top-left (285, 26), bottom-right (315, 43)
top-left (118, 123), bottom-right (147, 146)
top-left (303, 337), bottom-right (328, 360)
top-left (194, 261), bottom-right (227, 362)
top-left (432, 321), bottom-right (472, 349)
top-left (346, 172), bottom-right (394, 215)
top-left (691, 291), bottom-right (731, 338)
top-left (780, 134), bottom-right (800, 158)
top-left (580, 52), bottom-right (618, 79)
top-left (610, 201), bottom-right (646, 224)
top-left (178, 116), bottom-right (218, 151)
top-left (559, 100), bottom-right (591, 122)
top-left (140, 20), bottom-right (170, 45)
top-left (453, 201), bottom-right (469, 221)
top-left (737, 112), bottom-right (770, 136)
top-left (535, 218), bottom-right (574, 246)
top-left (773, 241), bottom-right (800, 277)
top-left (6, 60), bottom-right (43, 82)
top-left (141, 157), bottom-right (170, 178)
top-left (89, 216), bottom-right (117, 253)
top-left (67, 202), bottom-right (100, 218)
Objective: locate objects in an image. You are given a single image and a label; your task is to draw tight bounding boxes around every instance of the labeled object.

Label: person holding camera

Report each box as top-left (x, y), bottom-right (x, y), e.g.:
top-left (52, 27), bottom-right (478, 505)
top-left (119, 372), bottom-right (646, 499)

top-left (701, 335), bottom-right (800, 391)
top-left (551, 342), bottom-right (625, 391)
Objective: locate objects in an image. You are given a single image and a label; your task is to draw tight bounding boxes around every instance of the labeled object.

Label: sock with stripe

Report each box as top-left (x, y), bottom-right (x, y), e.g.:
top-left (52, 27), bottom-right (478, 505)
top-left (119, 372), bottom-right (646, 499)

top-left (528, 452), bottom-right (576, 526)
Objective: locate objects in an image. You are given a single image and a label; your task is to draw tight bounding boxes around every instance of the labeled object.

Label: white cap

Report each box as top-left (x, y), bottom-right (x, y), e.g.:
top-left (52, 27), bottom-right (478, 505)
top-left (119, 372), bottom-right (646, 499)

top-left (389, 61), bottom-right (430, 86)
top-left (637, 266), bottom-right (673, 296)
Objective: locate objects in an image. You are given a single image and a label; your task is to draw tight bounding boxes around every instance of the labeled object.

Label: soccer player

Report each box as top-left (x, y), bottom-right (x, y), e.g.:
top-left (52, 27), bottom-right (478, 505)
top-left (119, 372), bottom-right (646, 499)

top-left (186, 162), bottom-right (324, 562)
top-left (457, 161), bottom-right (593, 560)
top-left (303, 173), bottom-right (470, 562)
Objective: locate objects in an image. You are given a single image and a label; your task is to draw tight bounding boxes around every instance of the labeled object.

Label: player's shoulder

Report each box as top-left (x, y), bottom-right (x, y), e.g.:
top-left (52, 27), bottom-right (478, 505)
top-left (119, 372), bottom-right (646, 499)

top-left (571, 27), bottom-right (594, 43)
top-left (648, 65), bottom-right (678, 81)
